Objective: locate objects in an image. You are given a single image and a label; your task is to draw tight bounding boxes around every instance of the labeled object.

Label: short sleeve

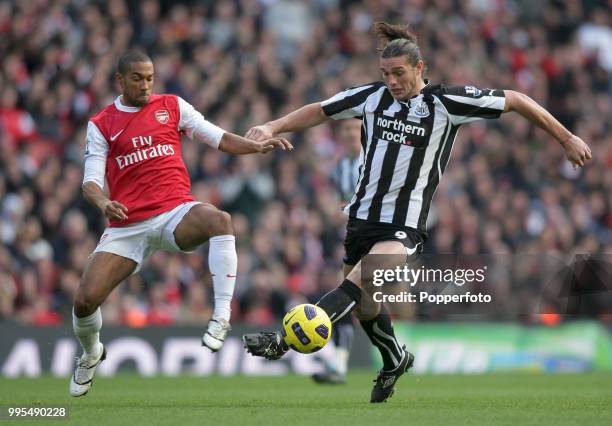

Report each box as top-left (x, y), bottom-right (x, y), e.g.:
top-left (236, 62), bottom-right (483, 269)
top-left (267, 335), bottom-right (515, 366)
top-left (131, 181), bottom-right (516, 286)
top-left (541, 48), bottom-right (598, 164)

top-left (438, 85), bottom-right (506, 125)
top-left (321, 82), bottom-right (384, 120)
top-left (177, 97), bottom-right (226, 149)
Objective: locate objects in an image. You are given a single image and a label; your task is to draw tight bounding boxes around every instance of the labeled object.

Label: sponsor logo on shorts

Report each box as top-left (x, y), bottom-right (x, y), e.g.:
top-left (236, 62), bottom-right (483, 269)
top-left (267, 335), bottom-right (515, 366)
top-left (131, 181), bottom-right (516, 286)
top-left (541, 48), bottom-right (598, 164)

top-left (395, 231), bottom-right (407, 239)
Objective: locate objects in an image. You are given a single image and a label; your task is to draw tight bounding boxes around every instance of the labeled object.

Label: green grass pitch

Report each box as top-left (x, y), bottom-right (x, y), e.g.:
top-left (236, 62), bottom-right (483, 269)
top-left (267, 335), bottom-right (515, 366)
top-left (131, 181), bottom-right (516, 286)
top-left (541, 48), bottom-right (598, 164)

top-left (1, 372), bottom-right (611, 426)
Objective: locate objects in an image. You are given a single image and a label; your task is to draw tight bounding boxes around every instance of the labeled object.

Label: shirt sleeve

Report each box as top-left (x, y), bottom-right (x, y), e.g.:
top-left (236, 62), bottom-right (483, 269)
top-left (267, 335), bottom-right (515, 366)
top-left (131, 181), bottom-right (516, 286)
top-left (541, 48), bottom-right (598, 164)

top-left (177, 97), bottom-right (226, 149)
top-left (320, 82), bottom-right (384, 120)
top-left (438, 85), bottom-right (506, 125)
top-left (83, 121), bottom-right (108, 189)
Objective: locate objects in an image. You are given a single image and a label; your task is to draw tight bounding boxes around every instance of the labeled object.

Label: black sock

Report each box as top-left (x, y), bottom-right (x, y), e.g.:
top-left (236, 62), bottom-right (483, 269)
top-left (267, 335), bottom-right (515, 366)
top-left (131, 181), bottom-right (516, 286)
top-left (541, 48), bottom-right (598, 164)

top-left (317, 279), bottom-right (361, 323)
top-left (360, 304), bottom-right (403, 371)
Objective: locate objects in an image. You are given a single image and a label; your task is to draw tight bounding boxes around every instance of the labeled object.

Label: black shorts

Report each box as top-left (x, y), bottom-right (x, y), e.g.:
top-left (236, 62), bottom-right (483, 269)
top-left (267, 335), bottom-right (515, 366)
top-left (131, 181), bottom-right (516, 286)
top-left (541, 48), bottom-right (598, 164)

top-left (343, 217), bottom-right (425, 266)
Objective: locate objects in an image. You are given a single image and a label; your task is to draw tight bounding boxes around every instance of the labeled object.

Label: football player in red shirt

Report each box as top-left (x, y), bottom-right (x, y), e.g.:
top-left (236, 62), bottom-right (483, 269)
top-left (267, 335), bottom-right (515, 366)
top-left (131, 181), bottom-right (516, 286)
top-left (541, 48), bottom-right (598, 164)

top-left (70, 51), bottom-right (291, 397)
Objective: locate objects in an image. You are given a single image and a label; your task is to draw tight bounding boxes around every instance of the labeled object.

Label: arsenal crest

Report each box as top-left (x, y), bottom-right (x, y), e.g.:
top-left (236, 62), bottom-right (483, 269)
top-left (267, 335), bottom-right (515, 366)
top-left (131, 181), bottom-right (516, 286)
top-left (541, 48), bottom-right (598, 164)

top-left (155, 109), bottom-right (169, 124)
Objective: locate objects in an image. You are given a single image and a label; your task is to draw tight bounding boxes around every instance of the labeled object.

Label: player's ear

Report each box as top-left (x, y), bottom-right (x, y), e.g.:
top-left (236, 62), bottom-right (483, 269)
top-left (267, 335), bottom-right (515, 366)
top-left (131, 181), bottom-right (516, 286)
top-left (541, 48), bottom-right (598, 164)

top-left (415, 60), bottom-right (424, 74)
top-left (115, 72), bottom-right (124, 89)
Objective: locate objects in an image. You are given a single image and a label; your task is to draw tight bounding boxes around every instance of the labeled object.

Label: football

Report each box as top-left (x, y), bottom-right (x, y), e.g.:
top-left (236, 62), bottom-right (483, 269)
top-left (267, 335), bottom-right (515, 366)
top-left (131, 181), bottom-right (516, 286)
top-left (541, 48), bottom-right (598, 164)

top-left (282, 304), bottom-right (332, 353)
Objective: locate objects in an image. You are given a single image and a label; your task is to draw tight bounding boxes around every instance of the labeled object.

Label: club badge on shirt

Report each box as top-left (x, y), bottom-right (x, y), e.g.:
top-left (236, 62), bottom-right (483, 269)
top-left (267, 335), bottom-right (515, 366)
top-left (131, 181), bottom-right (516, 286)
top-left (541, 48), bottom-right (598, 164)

top-left (413, 102), bottom-right (429, 117)
top-left (155, 110), bottom-right (169, 124)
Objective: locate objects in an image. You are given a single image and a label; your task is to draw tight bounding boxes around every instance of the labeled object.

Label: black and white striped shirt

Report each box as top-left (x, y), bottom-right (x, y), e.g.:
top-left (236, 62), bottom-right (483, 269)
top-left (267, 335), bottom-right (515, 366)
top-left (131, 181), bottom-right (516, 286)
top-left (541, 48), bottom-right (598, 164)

top-left (321, 81), bottom-right (505, 234)
top-left (331, 155), bottom-right (361, 202)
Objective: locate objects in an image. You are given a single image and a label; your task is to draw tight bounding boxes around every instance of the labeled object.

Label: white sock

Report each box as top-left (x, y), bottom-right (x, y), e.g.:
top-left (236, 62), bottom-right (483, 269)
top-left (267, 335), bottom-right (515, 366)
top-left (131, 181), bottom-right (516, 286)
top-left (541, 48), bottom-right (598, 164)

top-left (335, 347), bottom-right (350, 376)
top-left (73, 307), bottom-right (103, 360)
top-left (208, 235), bottom-right (237, 322)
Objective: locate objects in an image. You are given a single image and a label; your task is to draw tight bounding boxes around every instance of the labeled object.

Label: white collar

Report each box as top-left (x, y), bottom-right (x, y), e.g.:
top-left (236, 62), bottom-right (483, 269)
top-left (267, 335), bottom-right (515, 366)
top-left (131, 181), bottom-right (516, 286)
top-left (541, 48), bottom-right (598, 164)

top-left (114, 95), bottom-right (141, 112)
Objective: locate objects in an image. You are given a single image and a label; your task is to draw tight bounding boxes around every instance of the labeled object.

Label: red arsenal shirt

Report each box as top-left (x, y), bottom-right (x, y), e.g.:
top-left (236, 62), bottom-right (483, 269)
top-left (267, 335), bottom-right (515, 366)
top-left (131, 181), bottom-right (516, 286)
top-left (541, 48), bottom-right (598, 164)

top-left (83, 94), bottom-right (225, 227)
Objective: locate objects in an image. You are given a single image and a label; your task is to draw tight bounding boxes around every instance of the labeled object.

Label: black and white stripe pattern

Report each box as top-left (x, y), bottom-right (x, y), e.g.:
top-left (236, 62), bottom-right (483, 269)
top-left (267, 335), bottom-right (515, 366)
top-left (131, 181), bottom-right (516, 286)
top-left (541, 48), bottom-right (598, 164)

top-left (321, 81), bottom-right (505, 232)
top-left (328, 301), bottom-right (356, 323)
top-left (332, 155), bottom-right (361, 201)
top-left (372, 322), bottom-right (403, 367)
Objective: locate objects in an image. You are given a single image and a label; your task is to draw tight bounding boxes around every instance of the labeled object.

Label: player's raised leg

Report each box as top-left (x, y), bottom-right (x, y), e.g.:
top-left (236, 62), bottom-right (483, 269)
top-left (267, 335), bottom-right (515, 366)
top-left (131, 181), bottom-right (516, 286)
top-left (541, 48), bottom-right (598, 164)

top-left (244, 241), bottom-right (401, 357)
top-left (173, 203), bottom-right (237, 351)
top-left (243, 240), bottom-right (415, 402)
top-left (71, 252), bottom-right (136, 397)
top-left (341, 241), bottom-right (414, 402)
top-left (242, 265), bottom-right (364, 360)
top-left (243, 261), bottom-right (363, 360)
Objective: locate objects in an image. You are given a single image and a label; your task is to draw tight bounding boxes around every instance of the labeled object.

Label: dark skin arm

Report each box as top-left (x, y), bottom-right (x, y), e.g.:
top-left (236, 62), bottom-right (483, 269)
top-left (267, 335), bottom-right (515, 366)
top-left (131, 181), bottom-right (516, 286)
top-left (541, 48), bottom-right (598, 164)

top-left (82, 181), bottom-right (128, 221)
top-left (503, 90), bottom-right (592, 168)
top-left (218, 132), bottom-right (293, 154)
top-left (82, 135), bottom-right (292, 221)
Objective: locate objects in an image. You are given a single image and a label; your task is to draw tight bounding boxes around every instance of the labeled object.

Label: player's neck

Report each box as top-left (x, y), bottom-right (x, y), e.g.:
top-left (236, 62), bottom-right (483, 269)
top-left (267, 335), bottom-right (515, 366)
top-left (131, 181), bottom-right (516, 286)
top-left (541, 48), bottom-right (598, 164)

top-left (119, 94), bottom-right (140, 108)
top-left (407, 79), bottom-right (427, 99)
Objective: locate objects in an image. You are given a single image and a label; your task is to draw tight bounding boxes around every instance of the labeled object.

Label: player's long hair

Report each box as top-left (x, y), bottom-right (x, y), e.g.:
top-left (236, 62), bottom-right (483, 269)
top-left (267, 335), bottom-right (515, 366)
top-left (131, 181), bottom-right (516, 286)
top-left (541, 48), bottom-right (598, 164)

top-left (374, 22), bottom-right (422, 66)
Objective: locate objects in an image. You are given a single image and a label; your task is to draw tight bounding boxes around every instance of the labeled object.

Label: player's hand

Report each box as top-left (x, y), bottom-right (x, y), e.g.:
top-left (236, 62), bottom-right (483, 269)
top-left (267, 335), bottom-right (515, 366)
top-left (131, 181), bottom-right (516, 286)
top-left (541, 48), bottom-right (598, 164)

top-left (100, 200), bottom-right (129, 221)
top-left (562, 135), bottom-right (592, 169)
top-left (257, 137), bottom-right (293, 154)
top-left (245, 124), bottom-right (274, 141)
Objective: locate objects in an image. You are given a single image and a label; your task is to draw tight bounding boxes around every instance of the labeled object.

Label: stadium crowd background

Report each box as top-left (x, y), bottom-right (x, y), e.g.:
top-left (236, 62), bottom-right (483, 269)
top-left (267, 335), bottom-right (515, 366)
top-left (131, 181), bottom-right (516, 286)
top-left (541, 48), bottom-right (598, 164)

top-left (0, 0), bottom-right (610, 326)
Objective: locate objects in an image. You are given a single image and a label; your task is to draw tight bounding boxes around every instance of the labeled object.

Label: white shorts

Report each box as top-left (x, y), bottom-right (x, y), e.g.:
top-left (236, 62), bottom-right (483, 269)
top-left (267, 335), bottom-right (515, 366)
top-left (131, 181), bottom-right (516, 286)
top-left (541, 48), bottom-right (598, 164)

top-left (93, 201), bottom-right (201, 273)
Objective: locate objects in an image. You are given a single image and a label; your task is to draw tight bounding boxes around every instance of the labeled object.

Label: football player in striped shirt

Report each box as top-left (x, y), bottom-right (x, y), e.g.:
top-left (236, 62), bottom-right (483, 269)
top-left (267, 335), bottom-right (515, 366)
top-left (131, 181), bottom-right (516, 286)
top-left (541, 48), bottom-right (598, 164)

top-left (243, 22), bottom-right (591, 402)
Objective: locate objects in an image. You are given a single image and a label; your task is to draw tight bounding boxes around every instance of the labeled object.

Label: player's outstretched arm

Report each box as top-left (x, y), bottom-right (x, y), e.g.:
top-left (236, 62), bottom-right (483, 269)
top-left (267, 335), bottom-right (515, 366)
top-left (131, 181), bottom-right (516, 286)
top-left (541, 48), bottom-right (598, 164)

top-left (245, 103), bottom-right (330, 141)
top-left (218, 132), bottom-right (293, 155)
top-left (82, 181), bottom-right (128, 221)
top-left (503, 90), bottom-right (592, 168)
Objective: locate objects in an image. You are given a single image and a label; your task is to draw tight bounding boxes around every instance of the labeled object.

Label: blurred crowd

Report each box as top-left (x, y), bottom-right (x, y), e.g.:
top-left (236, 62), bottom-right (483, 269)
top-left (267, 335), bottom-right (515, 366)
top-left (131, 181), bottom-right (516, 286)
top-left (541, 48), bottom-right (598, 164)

top-left (0, 0), bottom-right (610, 326)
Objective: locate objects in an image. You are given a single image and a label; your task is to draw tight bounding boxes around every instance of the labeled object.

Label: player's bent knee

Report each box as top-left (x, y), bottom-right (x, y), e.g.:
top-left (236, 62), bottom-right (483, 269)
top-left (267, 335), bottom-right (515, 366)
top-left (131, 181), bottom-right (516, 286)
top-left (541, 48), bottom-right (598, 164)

top-left (353, 301), bottom-right (381, 321)
top-left (73, 291), bottom-right (99, 317)
top-left (345, 264), bottom-right (362, 286)
top-left (210, 210), bottom-right (233, 236)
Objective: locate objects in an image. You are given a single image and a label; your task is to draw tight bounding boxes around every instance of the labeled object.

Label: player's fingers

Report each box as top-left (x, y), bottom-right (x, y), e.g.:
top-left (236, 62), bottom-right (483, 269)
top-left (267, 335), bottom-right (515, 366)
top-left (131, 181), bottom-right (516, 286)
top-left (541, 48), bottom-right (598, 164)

top-left (114, 202), bottom-right (129, 213)
top-left (259, 142), bottom-right (273, 153)
top-left (245, 128), bottom-right (255, 139)
top-left (110, 210), bottom-right (126, 220)
top-left (271, 138), bottom-right (287, 150)
top-left (570, 157), bottom-right (579, 169)
top-left (263, 139), bottom-right (285, 150)
top-left (277, 138), bottom-right (293, 150)
top-left (274, 138), bottom-right (293, 150)
top-left (110, 205), bottom-right (128, 219)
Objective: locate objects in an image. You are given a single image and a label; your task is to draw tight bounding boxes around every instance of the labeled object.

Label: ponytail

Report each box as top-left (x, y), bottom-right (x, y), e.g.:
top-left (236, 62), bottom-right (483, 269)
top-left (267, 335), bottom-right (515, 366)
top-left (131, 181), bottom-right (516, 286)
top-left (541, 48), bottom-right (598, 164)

top-left (374, 22), bottom-right (418, 46)
top-left (373, 22), bottom-right (422, 66)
